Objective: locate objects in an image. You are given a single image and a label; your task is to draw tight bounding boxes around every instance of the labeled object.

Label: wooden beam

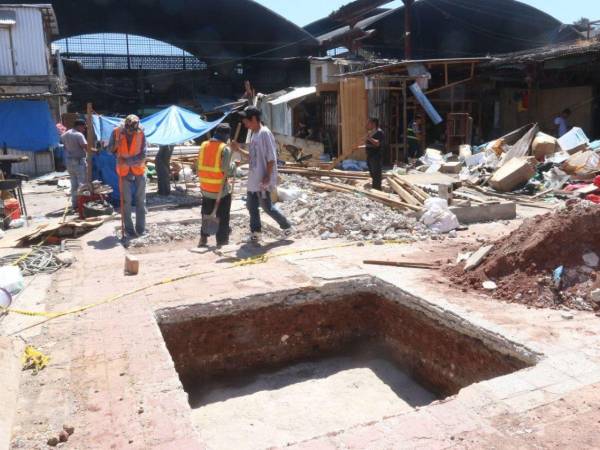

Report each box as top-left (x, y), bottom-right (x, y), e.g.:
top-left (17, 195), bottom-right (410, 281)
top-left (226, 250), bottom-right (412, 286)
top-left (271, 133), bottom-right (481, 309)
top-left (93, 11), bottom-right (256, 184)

top-left (316, 82), bottom-right (339, 93)
top-left (425, 76), bottom-right (473, 95)
top-left (444, 63), bottom-right (448, 85)
top-left (85, 102), bottom-right (94, 184)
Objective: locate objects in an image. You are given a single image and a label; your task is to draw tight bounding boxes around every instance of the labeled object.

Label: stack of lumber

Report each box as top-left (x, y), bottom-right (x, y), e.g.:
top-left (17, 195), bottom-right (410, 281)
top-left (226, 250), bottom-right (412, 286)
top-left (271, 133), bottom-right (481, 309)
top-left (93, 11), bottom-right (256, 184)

top-left (280, 167), bottom-right (372, 180)
top-left (311, 179), bottom-right (421, 212)
top-left (386, 175), bottom-right (430, 208)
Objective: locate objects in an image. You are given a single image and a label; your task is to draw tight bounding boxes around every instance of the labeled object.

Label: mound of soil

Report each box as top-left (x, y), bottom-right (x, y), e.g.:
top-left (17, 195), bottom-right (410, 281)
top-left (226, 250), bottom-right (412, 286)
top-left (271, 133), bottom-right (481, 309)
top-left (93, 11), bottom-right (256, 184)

top-left (448, 201), bottom-right (600, 310)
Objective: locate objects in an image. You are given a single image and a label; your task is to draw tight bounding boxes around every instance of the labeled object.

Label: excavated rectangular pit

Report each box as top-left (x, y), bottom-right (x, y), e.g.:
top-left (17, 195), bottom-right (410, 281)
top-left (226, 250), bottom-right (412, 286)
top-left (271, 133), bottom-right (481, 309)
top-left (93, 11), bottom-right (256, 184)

top-left (157, 278), bottom-right (537, 449)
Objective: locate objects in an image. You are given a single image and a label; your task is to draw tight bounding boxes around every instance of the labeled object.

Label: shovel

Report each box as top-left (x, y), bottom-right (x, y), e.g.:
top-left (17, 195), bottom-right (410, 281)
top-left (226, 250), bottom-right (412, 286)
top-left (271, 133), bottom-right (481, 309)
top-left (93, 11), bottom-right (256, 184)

top-left (201, 123), bottom-right (242, 236)
top-left (202, 180), bottom-right (225, 236)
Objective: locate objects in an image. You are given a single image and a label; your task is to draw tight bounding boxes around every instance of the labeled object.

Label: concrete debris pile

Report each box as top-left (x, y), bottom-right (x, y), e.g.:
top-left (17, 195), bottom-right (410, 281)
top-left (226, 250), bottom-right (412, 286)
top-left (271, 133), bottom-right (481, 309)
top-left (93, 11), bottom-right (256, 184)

top-left (448, 200), bottom-right (600, 310)
top-left (420, 124), bottom-right (600, 200)
top-left (127, 222), bottom-right (199, 248)
top-left (146, 192), bottom-right (202, 208)
top-left (276, 175), bottom-right (431, 241)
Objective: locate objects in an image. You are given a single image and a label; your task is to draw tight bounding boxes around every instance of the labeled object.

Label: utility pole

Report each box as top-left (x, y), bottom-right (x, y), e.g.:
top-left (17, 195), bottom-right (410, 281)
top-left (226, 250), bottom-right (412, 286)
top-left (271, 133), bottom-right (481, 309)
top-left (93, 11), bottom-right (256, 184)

top-left (402, 0), bottom-right (414, 60)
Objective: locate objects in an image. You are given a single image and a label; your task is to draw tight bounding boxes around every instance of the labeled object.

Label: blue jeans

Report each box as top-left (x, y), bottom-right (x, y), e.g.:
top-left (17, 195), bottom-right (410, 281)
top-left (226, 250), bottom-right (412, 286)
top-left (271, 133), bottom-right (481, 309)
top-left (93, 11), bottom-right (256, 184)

top-left (66, 158), bottom-right (86, 209)
top-left (121, 174), bottom-right (146, 235)
top-left (246, 191), bottom-right (291, 233)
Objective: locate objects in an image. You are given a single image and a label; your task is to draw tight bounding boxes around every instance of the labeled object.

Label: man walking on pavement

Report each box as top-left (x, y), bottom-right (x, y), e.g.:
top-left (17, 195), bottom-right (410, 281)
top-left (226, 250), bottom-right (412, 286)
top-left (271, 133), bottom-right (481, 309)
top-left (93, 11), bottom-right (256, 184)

top-left (109, 115), bottom-right (147, 238)
top-left (365, 118), bottom-right (384, 191)
top-left (197, 123), bottom-right (236, 248)
top-left (231, 106), bottom-right (293, 244)
top-left (60, 119), bottom-right (89, 212)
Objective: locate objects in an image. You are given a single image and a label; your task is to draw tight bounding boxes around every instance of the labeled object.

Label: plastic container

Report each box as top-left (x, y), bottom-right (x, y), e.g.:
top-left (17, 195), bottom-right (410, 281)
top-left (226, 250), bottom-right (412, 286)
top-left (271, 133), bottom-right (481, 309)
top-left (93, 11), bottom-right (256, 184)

top-left (4, 198), bottom-right (20, 220)
top-left (0, 266), bottom-right (25, 295)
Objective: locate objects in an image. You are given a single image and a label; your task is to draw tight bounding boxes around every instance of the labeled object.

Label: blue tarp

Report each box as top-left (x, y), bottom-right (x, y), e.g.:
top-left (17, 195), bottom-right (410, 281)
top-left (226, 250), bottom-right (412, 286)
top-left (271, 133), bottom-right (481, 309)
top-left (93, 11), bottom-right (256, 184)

top-left (0, 100), bottom-right (59, 151)
top-left (92, 150), bottom-right (120, 206)
top-left (92, 105), bottom-right (227, 146)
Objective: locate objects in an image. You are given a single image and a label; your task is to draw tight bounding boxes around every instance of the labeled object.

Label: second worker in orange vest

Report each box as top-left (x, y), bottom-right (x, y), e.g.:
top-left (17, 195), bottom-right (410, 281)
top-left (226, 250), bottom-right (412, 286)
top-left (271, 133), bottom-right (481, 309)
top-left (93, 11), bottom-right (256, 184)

top-left (197, 123), bottom-right (236, 248)
top-left (109, 114), bottom-right (147, 238)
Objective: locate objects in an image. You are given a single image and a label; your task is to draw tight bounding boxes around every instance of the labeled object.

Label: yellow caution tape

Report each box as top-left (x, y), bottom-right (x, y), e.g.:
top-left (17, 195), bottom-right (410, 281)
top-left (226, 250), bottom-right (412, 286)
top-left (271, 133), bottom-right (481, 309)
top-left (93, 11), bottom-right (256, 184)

top-left (22, 345), bottom-right (50, 374)
top-left (2, 239), bottom-right (408, 322)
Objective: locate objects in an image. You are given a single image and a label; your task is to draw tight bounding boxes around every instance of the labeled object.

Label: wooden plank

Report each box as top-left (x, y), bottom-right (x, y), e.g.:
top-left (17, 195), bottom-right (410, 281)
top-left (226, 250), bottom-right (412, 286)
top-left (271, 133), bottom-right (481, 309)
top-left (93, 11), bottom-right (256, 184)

top-left (340, 77), bottom-right (368, 160)
top-left (364, 260), bottom-right (439, 269)
top-left (387, 178), bottom-right (421, 206)
top-left (312, 179), bottom-right (422, 212)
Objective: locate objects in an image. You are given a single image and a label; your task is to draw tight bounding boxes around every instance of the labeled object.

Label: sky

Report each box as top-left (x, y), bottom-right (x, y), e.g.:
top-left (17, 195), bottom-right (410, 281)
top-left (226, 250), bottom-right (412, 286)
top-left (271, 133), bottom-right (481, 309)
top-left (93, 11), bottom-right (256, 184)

top-left (255, 0), bottom-right (599, 27)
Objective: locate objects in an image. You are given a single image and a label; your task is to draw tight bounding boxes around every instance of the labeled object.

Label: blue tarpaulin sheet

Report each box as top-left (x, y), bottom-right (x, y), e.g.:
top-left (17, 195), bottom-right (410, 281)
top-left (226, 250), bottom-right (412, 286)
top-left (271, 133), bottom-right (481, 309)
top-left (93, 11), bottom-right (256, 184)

top-left (92, 105), bottom-right (227, 146)
top-left (0, 100), bottom-right (59, 151)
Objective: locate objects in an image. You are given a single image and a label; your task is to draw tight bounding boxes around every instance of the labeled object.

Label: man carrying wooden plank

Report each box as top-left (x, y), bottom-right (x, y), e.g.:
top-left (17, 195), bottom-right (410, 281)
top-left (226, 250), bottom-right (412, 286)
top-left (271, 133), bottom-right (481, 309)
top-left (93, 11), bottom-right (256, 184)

top-left (365, 118), bottom-right (384, 191)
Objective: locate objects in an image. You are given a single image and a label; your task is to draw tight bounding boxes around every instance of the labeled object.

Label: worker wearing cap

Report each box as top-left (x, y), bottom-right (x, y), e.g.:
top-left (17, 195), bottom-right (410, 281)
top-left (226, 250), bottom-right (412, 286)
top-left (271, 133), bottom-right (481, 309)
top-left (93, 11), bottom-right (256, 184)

top-left (60, 118), bottom-right (88, 211)
top-left (231, 106), bottom-right (293, 244)
top-left (197, 123), bottom-right (236, 248)
top-left (109, 115), bottom-right (147, 237)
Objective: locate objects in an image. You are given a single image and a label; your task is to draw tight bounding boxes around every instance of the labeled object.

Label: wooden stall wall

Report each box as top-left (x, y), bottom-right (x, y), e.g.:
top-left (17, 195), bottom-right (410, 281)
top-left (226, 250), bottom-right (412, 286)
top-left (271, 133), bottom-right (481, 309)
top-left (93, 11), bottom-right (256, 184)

top-left (340, 77), bottom-right (368, 160)
top-left (500, 86), bottom-right (593, 136)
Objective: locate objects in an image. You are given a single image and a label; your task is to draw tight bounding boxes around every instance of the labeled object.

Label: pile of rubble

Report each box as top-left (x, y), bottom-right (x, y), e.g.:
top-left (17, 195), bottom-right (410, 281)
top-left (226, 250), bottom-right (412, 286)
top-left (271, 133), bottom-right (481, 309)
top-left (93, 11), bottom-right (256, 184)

top-left (126, 222), bottom-right (199, 248)
top-left (275, 175), bottom-right (431, 241)
top-left (145, 191), bottom-right (202, 208)
top-left (448, 200), bottom-right (600, 310)
top-left (420, 125), bottom-right (600, 200)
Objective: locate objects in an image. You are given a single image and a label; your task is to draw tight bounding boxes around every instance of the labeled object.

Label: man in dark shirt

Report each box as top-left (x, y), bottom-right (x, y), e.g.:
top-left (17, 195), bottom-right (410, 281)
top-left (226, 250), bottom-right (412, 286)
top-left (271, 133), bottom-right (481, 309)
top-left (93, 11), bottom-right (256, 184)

top-left (365, 118), bottom-right (384, 190)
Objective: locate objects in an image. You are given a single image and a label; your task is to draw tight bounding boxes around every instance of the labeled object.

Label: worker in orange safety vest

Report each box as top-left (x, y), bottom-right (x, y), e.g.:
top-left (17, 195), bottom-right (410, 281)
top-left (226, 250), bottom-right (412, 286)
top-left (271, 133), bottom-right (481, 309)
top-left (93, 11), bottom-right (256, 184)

top-left (197, 123), bottom-right (236, 248)
top-left (109, 114), bottom-right (147, 238)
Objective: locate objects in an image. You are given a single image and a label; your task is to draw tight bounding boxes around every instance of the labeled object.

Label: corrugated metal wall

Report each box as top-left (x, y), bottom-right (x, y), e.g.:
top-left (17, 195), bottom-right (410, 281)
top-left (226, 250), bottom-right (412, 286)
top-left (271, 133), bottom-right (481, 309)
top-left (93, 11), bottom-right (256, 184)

top-left (0, 28), bottom-right (13, 75)
top-left (13, 7), bottom-right (48, 76)
top-left (6, 148), bottom-right (55, 176)
top-left (0, 7), bottom-right (48, 76)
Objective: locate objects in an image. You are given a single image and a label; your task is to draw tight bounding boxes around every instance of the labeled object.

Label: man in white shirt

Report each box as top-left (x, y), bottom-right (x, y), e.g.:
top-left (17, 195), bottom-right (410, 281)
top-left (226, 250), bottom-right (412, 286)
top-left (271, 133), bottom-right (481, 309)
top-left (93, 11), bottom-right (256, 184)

top-left (554, 108), bottom-right (571, 138)
top-left (60, 119), bottom-right (88, 211)
top-left (230, 106), bottom-right (292, 244)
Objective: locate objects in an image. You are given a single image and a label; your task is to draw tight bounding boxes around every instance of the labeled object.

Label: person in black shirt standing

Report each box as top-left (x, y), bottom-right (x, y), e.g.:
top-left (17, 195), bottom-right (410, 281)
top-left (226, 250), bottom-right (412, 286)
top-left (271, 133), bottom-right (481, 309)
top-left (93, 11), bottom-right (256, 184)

top-left (365, 118), bottom-right (384, 190)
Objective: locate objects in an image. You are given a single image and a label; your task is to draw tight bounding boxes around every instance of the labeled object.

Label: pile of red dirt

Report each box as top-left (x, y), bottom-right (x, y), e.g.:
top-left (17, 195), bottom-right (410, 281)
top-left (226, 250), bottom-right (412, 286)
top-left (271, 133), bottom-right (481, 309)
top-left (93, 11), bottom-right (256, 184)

top-left (447, 201), bottom-right (600, 310)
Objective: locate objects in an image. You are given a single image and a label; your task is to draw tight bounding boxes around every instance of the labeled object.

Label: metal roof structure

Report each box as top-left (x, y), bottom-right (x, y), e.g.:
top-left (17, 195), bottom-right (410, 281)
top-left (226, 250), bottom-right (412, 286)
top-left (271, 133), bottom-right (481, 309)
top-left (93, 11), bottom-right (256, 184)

top-left (2, 0), bottom-right (318, 64)
top-left (308, 0), bottom-right (581, 60)
top-left (488, 38), bottom-right (600, 66)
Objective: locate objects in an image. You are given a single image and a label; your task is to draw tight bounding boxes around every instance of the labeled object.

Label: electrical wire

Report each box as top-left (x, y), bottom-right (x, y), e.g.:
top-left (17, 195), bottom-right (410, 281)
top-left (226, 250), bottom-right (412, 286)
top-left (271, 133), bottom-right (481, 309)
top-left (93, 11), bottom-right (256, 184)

top-left (0, 246), bottom-right (67, 276)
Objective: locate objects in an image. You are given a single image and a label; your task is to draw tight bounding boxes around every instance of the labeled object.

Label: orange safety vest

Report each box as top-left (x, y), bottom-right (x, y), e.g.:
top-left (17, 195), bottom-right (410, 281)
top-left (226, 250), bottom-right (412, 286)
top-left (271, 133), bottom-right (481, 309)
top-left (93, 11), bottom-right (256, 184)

top-left (114, 127), bottom-right (146, 177)
top-left (197, 140), bottom-right (226, 193)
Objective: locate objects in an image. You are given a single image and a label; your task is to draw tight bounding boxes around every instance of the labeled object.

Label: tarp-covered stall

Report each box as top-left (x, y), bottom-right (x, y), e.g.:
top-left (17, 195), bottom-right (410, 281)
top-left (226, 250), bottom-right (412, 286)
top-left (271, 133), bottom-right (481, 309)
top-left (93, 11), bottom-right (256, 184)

top-left (91, 105), bottom-right (229, 205)
top-left (0, 100), bottom-right (60, 176)
top-left (92, 105), bottom-right (227, 145)
top-left (0, 100), bottom-right (59, 151)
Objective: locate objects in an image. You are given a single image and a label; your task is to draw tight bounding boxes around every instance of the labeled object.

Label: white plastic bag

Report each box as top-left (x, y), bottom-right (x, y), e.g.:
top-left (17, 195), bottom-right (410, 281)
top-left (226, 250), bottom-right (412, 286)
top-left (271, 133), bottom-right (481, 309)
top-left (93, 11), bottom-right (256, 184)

top-left (0, 266), bottom-right (25, 295)
top-left (277, 186), bottom-right (304, 202)
top-left (420, 198), bottom-right (460, 233)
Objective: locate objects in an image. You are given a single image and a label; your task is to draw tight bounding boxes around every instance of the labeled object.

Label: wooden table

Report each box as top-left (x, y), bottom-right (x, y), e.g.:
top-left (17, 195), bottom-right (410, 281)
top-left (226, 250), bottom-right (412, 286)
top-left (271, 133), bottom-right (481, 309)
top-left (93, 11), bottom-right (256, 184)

top-left (0, 154), bottom-right (29, 177)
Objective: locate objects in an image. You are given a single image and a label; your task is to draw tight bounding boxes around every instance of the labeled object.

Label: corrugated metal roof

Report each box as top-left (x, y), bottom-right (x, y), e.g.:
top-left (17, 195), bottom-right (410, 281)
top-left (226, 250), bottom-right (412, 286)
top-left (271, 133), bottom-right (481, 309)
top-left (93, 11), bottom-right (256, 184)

top-left (269, 87), bottom-right (317, 106)
top-left (488, 39), bottom-right (600, 65)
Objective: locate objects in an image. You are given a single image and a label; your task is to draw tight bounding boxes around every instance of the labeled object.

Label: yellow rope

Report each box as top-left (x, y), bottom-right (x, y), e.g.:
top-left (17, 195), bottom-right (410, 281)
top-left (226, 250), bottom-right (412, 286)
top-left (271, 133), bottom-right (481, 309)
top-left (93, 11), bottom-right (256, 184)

top-left (1, 239), bottom-right (407, 320)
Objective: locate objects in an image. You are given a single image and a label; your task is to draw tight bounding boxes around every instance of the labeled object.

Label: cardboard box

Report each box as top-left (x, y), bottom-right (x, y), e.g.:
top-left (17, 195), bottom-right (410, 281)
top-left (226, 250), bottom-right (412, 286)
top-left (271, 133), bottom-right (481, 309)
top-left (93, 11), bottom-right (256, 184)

top-left (440, 161), bottom-right (463, 174)
top-left (489, 157), bottom-right (536, 192)
top-left (532, 132), bottom-right (557, 161)
top-left (558, 127), bottom-right (589, 153)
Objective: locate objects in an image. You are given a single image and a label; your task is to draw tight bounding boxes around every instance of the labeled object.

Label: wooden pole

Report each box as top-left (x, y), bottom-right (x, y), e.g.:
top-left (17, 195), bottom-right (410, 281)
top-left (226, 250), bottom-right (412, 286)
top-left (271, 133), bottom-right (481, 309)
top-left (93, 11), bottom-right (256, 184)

top-left (402, 81), bottom-right (407, 163)
top-left (403, 0), bottom-right (414, 60)
top-left (85, 102), bottom-right (94, 184)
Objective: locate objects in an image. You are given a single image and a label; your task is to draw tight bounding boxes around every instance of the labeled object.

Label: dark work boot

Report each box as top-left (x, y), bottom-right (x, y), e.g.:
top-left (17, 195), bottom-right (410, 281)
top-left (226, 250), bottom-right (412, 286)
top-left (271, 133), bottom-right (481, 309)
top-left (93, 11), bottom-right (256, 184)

top-left (198, 235), bottom-right (208, 248)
